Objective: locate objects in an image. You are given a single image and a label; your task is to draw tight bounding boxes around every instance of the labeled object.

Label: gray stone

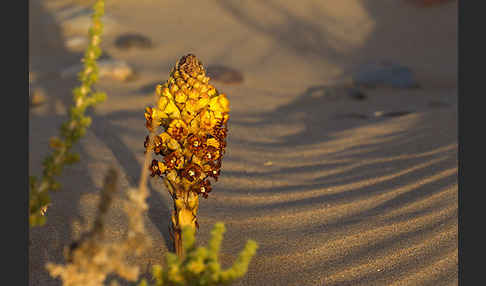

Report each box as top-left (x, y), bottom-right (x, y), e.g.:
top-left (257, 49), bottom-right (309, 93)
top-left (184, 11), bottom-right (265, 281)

top-left (61, 59), bottom-right (135, 82)
top-left (65, 36), bottom-right (89, 51)
top-left (427, 101), bottom-right (451, 109)
top-left (30, 88), bottom-right (47, 107)
top-left (334, 113), bottom-right (369, 120)
top-left (206, 65), bottom-right (244, 84)
top-left (374, 111), bottom-right (413, 118)
top-left (352, 61), bottom-right (419, 89)
top-left (347, 88), bottom-right (367, 100)
top-left (55, 6), bottom-right (118, 35)
top-left (115, 33), bottom-right (153, 50)
top-left (29, 71), bottom-right (37, 84)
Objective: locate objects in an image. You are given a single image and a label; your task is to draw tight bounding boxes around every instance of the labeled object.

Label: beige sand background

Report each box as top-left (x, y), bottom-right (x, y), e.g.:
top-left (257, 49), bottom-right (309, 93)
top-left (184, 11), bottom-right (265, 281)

top-left (29, 0), bottom-right (458, 285)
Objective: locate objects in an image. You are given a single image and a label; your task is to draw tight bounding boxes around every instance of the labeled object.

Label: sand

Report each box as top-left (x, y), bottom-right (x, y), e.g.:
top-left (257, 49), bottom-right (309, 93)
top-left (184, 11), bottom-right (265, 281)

top-left (29, 0), bottom-right (458, 285)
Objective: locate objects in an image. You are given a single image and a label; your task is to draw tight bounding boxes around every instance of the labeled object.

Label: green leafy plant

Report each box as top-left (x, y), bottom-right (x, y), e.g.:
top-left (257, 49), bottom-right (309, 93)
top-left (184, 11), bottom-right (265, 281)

top-left (29, 0), bottom-right (107, 227)
top-left (141, 223), bottom-right (258, 286)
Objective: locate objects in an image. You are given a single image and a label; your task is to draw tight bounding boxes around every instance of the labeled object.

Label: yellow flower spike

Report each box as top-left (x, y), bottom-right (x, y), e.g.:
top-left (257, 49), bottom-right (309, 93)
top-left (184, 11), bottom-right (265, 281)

top-left (145, 54), bottom-right (230, 257)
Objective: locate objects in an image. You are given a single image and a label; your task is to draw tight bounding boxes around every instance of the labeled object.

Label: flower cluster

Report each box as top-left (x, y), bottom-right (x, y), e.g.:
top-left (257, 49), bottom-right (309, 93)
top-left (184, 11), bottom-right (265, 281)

top-left (144, 54), bottom-right (230, 199)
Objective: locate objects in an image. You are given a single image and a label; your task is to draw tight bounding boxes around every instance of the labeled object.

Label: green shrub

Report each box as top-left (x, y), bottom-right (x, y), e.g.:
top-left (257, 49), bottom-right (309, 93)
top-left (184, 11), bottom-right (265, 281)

top-left (29, 0), bottom-right (107, 227)
top-left (142, 223), bottom-right (258, 286)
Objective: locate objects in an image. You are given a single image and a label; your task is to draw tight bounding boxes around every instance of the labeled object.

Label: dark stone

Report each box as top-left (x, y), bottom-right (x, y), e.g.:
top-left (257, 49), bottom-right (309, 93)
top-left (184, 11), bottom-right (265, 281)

top-left (115, 33), bottom-right (153, 50)
top-left (427, 101), bottom-right (451, 109)
top-left (381, 111), bottom-right (413, 118)
top-left (139, 81), bottom-right (163, 94)
top-left (352, 61), bottom-right (419, 89)
top-left (206, 65), bottom-right (244, 84)
top-left (30, 88), bottom-right (47, 107)
top-left (348, 88), bottom-right (367, 100)
top-left (334, 113), bottom-right (369, 120)
top-left (406, 0), bottom-right (454, 7)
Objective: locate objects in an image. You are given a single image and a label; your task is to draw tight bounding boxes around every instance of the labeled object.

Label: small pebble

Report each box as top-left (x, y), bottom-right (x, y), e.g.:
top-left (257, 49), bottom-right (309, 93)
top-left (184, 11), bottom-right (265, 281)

top-left (65, 36), bottom-right (88, 51)
top-left (427, 101), bottom-right (450, 109)
top-left (30, 88), bottom-right (47, 107)
top-left (353, 61), bottom-right (419, 89)
top-left (206, 65), bottom-right (244, 84)
top-left (374, 111), bottom-right (413, 118)
top-left (115, 33), bottom-right (153, 50)
top-left (348, 88), bottom-right (367, 100)
top-left (306, 85), bottom-right (338, 99)
top-left (334, 113), bottom-right (369, 120)
top-left (56, 6), bottom-right (117, 35)
top-left (139, 81), bottom-right (162, 95)
top-left (29, 71), bottom-right (37, 84)
top-left (406, 0), bottom-right (453, 6)
top-left (61, 59), bottom-right (135, 82)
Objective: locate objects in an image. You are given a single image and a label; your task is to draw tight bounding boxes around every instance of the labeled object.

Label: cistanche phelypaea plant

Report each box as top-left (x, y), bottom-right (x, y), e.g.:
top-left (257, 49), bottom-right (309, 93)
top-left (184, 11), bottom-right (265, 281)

top-left (143, 54), bottom-right (230, 256)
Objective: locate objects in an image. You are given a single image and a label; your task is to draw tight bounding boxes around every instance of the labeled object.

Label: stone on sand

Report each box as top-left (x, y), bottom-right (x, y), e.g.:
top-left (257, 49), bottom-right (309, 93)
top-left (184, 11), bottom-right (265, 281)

top-left (55, 5), bottom-right (117, 35)
top-left (30, 87), bottom-right (47, 107)
top-left (115, 33), bottom-right (153, 50)
top-left (65, 36), bottom-right (89, 51)
top-left (352, 61), bottom-right (419, 89)
top-left (61, 59), bottom-right (135, 82)
top-left (206, 65), bottom-right (244, 84)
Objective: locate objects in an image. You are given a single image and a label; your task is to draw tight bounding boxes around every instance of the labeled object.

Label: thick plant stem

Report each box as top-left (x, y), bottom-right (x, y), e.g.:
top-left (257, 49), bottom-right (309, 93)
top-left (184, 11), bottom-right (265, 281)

top-left (170, 191), bottom-right (199, 257)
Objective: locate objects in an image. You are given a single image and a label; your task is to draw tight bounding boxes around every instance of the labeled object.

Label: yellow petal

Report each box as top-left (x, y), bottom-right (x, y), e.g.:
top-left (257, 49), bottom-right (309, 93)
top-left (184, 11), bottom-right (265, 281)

top-left (218, 94), bottom-right (230, 112)
top-left (164, 101), bottom-right (181, 119)
top-left (162, 87), bottom-right (172, 99)
top-left (157, 161), bottom-right (167, 173)
top-left (206, 138), bottom-right (220, 149)
top-left (157, 96), bottom-right (169, 111)
top-left (174, 91), bottom-right (187, 104)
